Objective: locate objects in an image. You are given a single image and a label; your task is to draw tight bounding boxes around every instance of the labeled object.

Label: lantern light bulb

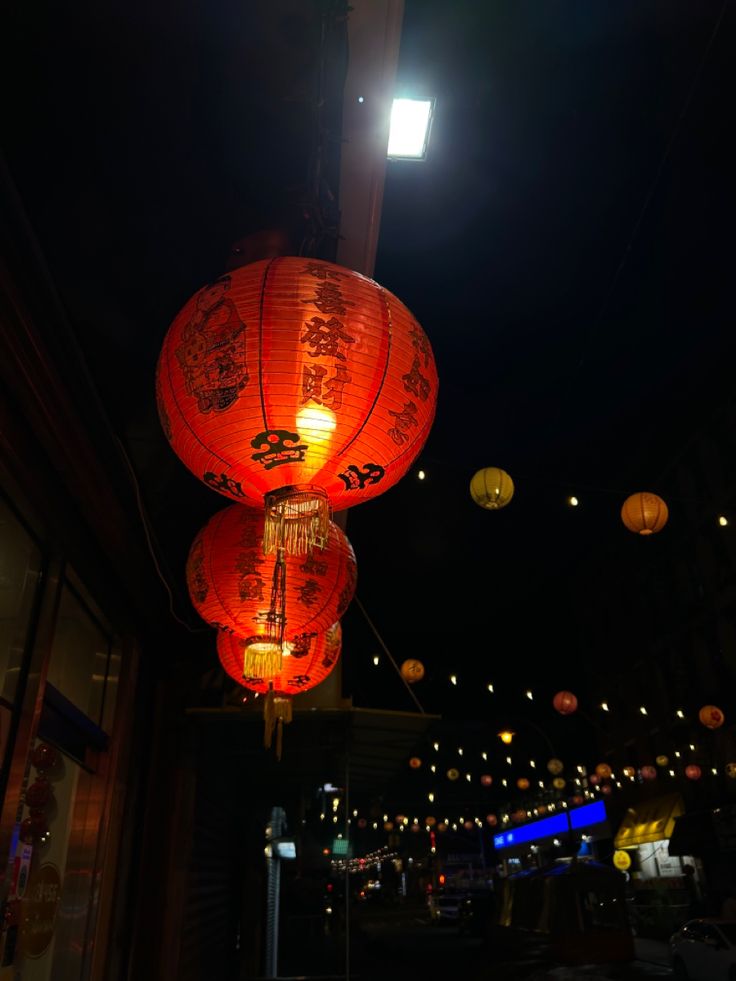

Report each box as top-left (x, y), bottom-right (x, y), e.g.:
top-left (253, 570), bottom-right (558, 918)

top-left (506, 756), bottom-right (512, 765)
top-left (530, 759), bottom-right (536, 768)
top-left (568, 496), bottom-right (579, 507)
top-left (466, 773), bottom-right (472, 782)
top-left (719, 515), bottom-right (729, 527)
top-left (502, 779), bottom-right (508, 787)
top-left (295, 405), bottom-right (337, 442)
top-left (458, 747), bottom-right (464, 756)
top-left (430, 764), bottom-right (436, 773)
top-left (712, 768), bottom-right (718, 775)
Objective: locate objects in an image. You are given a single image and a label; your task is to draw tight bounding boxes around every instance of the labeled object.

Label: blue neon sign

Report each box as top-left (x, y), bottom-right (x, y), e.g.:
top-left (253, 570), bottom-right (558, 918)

top-left (493, 801), bottom-right (607, 850)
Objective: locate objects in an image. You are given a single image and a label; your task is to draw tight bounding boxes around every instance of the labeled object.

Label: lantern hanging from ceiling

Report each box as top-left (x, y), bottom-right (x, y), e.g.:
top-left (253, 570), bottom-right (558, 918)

top-left (409, 757), bottom-right (422, 769)
top-left (589, 774), bottom-right (600, 786)
top-left (511, 810), bottom-right (526, 824)
top-left (547, 758), bottom-right (564, 775)
top-left (517, 777), bottom-right (530, 791)
top-left (537, 805), bottom-right (547, 816)
top-left (552, 777), bottom-right (566, 790)
top-left (469, 467), bottom-right (514, 510)
top-left (613, 850), bottom-right (632, 871)
top-left (498, 730), bottom-right (515, 745)
top-left (400, 659), bottom-right (425, 684)
top-left (486, 814), bottom-right (498, 826)
top-left (621, 492), bottom-right (668, 535)
top-left (685, 764), bottom-right (702, 781)
top-left (726, 763), bottom-right (736, 779)
top-left (656, 755), bottom-right (669, 768)
top-left (189, 504), bottom-right (355, 676)
top-left (437, 822), bottom-right (448, 833)
top-left (553, 691), bottom-right (578, 715)
top-left (601, 784), bottom-right (613, 795)
top-left (480, 774), bottom-right (493, 787)
top-left (570, 795), bottom-right (584, 807)
top-left (384, 821), bottom-right (394, 831)
top-left (425, 816), bottom-right (436, 827)
top-left (622, 766), bottom-right (636, 779)
top-left (698, 704), bottom-right (725, 729)
top-left (446, 768), bottom-right (460, 781)
top-left (157, 257), bottom-right (438, 554)
top-left (640, 766), bottom-right (657, 781)
top-left (463, 820), bottom-right (474, 831)
top-left (595, 763), bottom-right (612, 780)
top-left (218, 621), bottom-right (342, 757)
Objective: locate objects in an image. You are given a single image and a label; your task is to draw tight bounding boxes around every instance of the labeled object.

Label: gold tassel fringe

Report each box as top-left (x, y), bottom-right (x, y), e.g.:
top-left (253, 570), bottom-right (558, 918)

top-left (263, 690), bottom-right (293, 761)
top-left (244, 642), bottom-right (282, 678)
top-left (263, 485), bottom-right (330, 556)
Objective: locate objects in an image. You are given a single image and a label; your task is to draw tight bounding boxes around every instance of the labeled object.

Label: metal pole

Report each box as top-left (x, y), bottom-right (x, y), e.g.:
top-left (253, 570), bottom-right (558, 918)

top-left (344, 750), bottom-right (350, 981)
top-left (265, 806), bottom-right (285, 979)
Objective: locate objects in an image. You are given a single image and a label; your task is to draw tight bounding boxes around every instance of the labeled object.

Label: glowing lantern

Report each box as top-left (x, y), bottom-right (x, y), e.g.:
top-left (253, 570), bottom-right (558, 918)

top-left (570, 795), bottom-right (584, 806)
top-left (486, 814), bottom-right (498, 827)
top-left (463, 820), bottom-right (474, 830)
top-left (622, 766), bottom-right (636, 778)
top-left (498, 730), bottom-right (515, 745)
top-left (595, 763), bottom-right (612, 780)
top-left (537, 805), bottom-right (547, 816)
top-left (395, 814), bottom-right (406, 824)
top-left (621, 492), bottom-right (668, 535)
top-left (409, 757), bottom-right (422, 769)
top-left (400, 659), bottom-right (425, 684)
top-left (188, 504), bottom-right (355, 676)
top-left (613, 850), bottom-right (631, 871)
top-left (547, 758), bottom-right (564, 775)
top-left (480, 774), bottom-right (493, 787)
top-left (410, 823), bottom-right (421, 833)
top-left (357, 818), bottom-right (367, 829)
top-left (685, 764), bottom-right (702, 781)
top-left (218, 622), bottom-right (341, 756)
top-left (447, 768), bottom-right (460, 781)
top-left (699, 705), bottom-right (725, 729)
top-left (727, 763), bottom-right (736, 779)
top-left (157, 257), bottom-right (438, 555)
top-left (656, 755), bottom-right (669, 768)
top-left (384, 821), bottom-right (394, 831)
top-left (589, 774), bottom-right (600, 786)
top-left (601, 784), bottom-right (613, 795)
top-left (426, 816), bottom-right (436, 827)
top-left (517, 777), bottom-right (530, 791)
top-left (552, 777), bottom-right (566, 790)
top-left (469, 468), bottom-right (514, 510)
top-left (640, 766), bottom-right (657, 781)
top-left (553, 691), bottom-right (578, 715)
top-left (511, 810), bottom-right (526, 824)
top-left (437, 822), bottom-right (448, 832)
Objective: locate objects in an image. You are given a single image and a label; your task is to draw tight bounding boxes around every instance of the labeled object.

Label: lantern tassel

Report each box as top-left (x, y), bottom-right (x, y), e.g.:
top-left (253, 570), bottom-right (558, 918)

top-left (264, 485), bottom-right (330, 557)
top-left (263, 689), bottom-right (293, 761)
top-left (244, 644), bottom-right (282, 678)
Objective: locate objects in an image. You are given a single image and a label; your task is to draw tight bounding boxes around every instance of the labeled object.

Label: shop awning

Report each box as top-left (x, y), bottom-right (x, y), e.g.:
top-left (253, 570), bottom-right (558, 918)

top-left (613, 793), bottom-right (684, 849)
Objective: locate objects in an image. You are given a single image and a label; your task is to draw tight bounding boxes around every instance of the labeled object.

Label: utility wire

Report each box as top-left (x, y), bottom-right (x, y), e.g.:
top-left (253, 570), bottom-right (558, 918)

top-left (354, 595), bottom-right (426, 715)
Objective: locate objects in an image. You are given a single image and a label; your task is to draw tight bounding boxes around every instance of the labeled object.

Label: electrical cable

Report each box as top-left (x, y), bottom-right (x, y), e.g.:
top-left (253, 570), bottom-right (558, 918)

top-left (354, 595), bottom-right (426, 715)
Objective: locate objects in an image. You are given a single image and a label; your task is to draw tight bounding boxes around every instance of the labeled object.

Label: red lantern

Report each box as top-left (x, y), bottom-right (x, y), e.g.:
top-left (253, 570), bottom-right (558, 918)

top-left (25, 779), bottom-right (52, 810)
top-left (537, 805), bottom-right (547, 816)
top-left (553, 690), bottom-right (578, 715)
top-left (357, 818), bottom-right (367, 829)
top-left (480, 774), bottom-right (493, 787)
top-left (601, 784), bottom-right (613, 795)
top-left (511, 810), bottom-right (526, 824)
top-left (463, 820), bottom-right (474, 830)
top-left (640, 766), bottom-right (657, 781)
top-left (517, 777), bottom-right (530, 791)
top-left (190, 505), bottom-right (355, 676)
top-left (570, 795), bottom-right (584, 807)
top-left (699, 705), bottom-right (725, 730)
top-left (157, 258), bottom-right (438, 553)
top-left (595, 763), bottom-right (612, 780)
top-left (685, 764), bottom-right (702, 781)
top-left (589, 774), bottom-right (600, 786)
top-left (29, 743), bottom-right (58, 773)
top-left (217, 621), bottom-right (341, 695)
top-left (486, 814), bottom-right (497, 826)
top-left (408, 757), bottom-right (422, 770)
top-left (621, 492), bottom-right (668, 535)
top-left (410, 823), bottom-right (421, 833)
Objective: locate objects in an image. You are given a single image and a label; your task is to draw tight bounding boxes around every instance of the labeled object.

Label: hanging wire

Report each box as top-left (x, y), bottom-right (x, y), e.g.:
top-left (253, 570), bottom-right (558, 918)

top-left (115, 435), bottom-right (208, 634)
top-left (577, 0), bottom-right (730, 370)
top-left (354, 595), bottom-right (426, 714)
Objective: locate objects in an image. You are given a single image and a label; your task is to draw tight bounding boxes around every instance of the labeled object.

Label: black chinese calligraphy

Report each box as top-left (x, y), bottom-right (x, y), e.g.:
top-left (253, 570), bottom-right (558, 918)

top-left (250, 430), bottom-right (308, 470)
top-left (337, 463), bottom-right (386, 491)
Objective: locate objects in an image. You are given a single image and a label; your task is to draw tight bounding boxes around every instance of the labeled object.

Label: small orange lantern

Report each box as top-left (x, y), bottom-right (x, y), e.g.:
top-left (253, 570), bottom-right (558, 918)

top-left (656, 755), bottom-right (669, 768)
top-left (480, 774), bottom-right (493, 787)
top-left (400, 659), bottom-right (425, 684)
top-left (727, 763), bottom-right (736, 779)
top-left (486, 814), bottom-right (498, 826)
top-left (640, 766), bottom-right (657, 781)
top-left (621, 492), bottom-right (668, 535)
top-left (552, 777), bottom-right (566, 790)
top-left (447, 768), bottom-right (460, 781)
top-left (384, 821), bottom-right (394, 831)
top-left (425, 816), bottom-right (436, 827)
top-left (553, 690), bottom-right (578, 715)
top-left (463, 820), bottom-right (474, 830)
top-left (622, 766), bottom-right (636, 778)
top-left (595, 763), bottom-right (612, 779)
top-left (699, 704), bottom-right (725, 729)
top-left (157, 258), bottom-right (438, 554)
top-left (437, 822), bottom-right (448, 832)
top-left (547, 758), bottom-right (564, 775)
top-left (517, 777), bottom-right (530, 791)
top-left (409, 757), bottom-right (422, 769)
top-left (498, 729), bottom-right (515, 745)
top-left (685, 764), bottom-right (702, 781)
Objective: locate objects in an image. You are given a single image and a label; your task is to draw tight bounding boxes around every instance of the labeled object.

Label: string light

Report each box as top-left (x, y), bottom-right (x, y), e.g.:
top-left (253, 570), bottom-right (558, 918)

top-left (718, 515), bottom-right (729, 527)
top-left (525, 690), bottom-right (533, 700)
top-left (689, 744), bottom-right (696, 751)
top-left (417, 470), bottom-right (426, 481)
top-left (457, 747), bottom-right (464, 756)
top-left (433, 742), bottom-right (440, 751)
top-left (481, 752), bottom-right (488, 761)
top-left (428, 792), bottom-right (434, 802)
top-left (639, 706), bottom-right (648, 716)
top-left (600, 702), bottom-right (609, 712)
top-left (449, 675), bottom-right (457, 686)
top-left (568, 496), bottom-right (579, 507)
top-left (430, 764), bottom-right (436, 773)
top-left (530, 760), bottom-right (536, 768)
top-left (676, 709), bottom-right (685, 719)
top-left (675, 751), bottom-right (681, 758)
top-left (487, 683), bottom-right (494, 693)
top-left (506, 756), bottom-right (512, 765)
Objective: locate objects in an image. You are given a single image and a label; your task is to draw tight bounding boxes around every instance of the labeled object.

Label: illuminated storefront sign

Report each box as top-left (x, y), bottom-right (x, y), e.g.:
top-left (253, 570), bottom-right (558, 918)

top-left (494, 801), bottom-right (608, 851)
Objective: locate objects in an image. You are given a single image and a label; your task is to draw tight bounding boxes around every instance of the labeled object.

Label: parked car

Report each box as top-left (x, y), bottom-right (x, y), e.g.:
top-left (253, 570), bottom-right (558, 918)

top-left (670, 918), bottom-right (736, 979)
top-left (428, 890), bottom-right (462, 924)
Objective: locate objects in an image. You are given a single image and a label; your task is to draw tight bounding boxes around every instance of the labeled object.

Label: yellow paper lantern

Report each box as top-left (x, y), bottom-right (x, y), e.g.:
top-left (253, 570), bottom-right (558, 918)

top-left (547, 758), bottom-right (564, 775)
top-left (726, 763), bottom-right (736, 779)
top-left (621, 492), bottom-right (668, 535)
top-left (656, 755), bottom-right (669, 768)
top-left (517, 777), bottom-right (530, 791)
top-left (400, 659), bottom-right (425, 684)
top-left (446, 768), bottom-right (460, 781)
top-left (552, 777), bottom-right (566, 790)
top-left (409, 757), bottom-right (422, 769)
top-left (699, 704), bottom-right (725, 729)
top-left (470, 468), bottom-right (514, 510)
top-left (613, 850), bottom-right (632, 871)
top-left (498, 730), bottom-right (515, 745)
top-left (595, 763), bottom-right (612, 780)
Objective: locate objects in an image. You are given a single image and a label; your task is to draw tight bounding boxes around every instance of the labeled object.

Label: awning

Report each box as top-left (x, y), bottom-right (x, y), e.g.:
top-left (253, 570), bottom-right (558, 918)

top-left (613, 793), bottom-right (684, 849)
top-left (667, 811), bottom-right (716, 857)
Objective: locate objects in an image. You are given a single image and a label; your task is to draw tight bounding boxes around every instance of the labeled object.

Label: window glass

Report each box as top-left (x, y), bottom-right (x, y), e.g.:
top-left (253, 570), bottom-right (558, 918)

top-left (0, 494), bottom-right (43, 703)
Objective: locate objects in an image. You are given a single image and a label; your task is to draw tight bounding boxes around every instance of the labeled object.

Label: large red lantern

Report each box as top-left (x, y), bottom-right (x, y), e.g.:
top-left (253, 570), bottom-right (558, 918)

top-left (188, 504), bottom-right (355, 675)
top-left (157, 258), bottom-right (438, 553)
top-left (685, 764), bottom-right (702, 781)
top-left (699, 705), bottom-right (725, 730)
top-left (553, 690), bottom-right (578, 715)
